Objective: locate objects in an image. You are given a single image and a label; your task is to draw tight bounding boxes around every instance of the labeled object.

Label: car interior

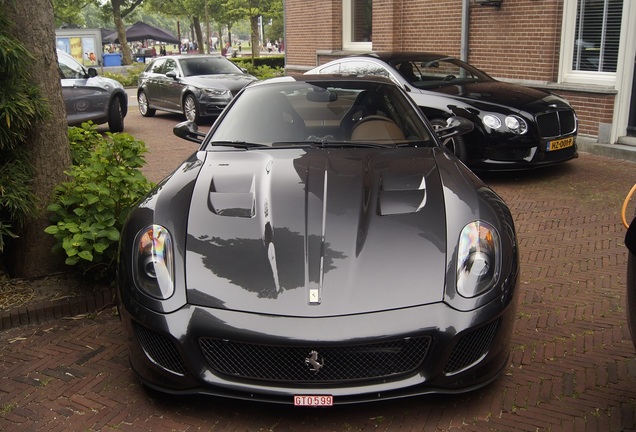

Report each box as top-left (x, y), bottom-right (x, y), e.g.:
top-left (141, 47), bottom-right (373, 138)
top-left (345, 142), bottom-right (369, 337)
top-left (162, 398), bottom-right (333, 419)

top-left (209, 83), bottom-right (433, 147)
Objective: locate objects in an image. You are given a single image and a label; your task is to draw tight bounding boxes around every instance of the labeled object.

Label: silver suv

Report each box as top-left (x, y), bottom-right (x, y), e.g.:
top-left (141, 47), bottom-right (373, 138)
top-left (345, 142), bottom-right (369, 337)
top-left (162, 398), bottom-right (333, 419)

top-left (57, 49), bottom-right (128, 132)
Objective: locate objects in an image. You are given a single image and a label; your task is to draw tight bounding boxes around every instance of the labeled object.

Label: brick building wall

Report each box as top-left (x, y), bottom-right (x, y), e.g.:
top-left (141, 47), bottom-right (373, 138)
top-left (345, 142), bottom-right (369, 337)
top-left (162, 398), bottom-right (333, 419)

top-left (285, 2), bottom-right (342, 68)
top-left (469, 1), bottom-right (563, 82)
top-left (558, 91), bottom-right (616, 137)
top-left (285, 0), bottom-right (617, 138)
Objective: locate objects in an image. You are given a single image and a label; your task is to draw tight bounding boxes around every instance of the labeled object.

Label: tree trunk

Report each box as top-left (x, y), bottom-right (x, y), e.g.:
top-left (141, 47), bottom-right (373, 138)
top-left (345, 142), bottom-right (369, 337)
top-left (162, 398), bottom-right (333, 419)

top-left (112, 0), bottom-right (132, 65)
top-left (250, 15), bottom-right (260, 59)
top-left (3, 0), bottom-right (72, 277)
top-left (193, 16), bottom-right (204, 54)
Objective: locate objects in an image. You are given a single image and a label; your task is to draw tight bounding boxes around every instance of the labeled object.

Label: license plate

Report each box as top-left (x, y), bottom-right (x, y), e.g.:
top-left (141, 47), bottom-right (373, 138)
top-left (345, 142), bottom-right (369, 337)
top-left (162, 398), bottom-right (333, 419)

top-left (294, 395), bottom-right (333, 406)
top-left (547, 136), bottom-right (574, 151)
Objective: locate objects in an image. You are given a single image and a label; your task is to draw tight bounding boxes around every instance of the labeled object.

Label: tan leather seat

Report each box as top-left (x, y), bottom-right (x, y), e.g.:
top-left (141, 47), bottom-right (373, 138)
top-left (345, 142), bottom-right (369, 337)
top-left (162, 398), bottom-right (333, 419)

top-left (350, 115), bottom-right (406, 143)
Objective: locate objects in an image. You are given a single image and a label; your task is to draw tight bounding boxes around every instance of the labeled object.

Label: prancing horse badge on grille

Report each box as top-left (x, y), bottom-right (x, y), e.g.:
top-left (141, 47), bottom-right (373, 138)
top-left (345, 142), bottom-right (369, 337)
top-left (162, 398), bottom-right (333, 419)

top-left (305, 350), bottom-right (324, 373)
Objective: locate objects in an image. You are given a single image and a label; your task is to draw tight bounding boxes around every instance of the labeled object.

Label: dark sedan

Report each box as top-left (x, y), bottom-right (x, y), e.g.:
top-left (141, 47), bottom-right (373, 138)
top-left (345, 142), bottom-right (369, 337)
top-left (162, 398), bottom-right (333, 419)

top-left (137, 54), bottom-right (256, 122)
top-left (117, 75), bottom-right (519, 404)
top-left (307, 52), bottom-right (578, 171)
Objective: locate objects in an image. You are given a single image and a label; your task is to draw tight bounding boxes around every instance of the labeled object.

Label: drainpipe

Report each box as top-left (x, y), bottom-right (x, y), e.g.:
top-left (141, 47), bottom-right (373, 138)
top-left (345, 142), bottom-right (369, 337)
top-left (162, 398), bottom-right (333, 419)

top-left (461, 0), bottom-right (470, 62)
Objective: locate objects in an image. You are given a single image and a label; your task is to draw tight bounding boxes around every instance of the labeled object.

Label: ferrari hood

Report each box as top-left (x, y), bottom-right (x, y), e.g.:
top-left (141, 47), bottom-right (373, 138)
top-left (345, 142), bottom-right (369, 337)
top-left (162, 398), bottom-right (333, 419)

top-left (184, 147), bottom-right (447, 317)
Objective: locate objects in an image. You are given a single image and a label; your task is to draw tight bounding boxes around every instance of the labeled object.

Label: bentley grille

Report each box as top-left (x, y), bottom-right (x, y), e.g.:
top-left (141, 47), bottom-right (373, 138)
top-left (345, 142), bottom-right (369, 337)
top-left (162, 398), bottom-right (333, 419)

top-left (199, 337), bottom-right (432, 383)
top-left (488, 147), bottom-right (532, 161)
top-left (536, 110), bottom-right (577, 139)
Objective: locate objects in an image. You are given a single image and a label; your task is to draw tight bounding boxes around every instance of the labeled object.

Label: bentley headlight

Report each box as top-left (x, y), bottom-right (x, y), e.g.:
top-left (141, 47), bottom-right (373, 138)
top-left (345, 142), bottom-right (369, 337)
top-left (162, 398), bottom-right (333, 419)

top-left (483, 114), bottom-right (501, 130)
top-left (456, 221), bottom-right (500, 298)
top-left (505, 115), bottom-right (528, 134)
top-left (133, 225), bottom-right (175, 299)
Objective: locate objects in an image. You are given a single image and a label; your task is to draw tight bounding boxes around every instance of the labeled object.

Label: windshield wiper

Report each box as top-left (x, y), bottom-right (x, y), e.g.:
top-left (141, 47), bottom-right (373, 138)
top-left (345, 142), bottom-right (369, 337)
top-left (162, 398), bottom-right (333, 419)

top-left (272, 140), bottom-right (396, 148)
top-left (209, 140), bottom-right (267, 149)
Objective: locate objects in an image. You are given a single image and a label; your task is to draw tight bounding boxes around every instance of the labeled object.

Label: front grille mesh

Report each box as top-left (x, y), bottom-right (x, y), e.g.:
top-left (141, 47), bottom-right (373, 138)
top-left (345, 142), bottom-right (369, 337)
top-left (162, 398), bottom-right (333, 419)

top-left (134, 323), bottom-right (188, 376)
top-left (536, 110), bottom-right (577, 138)
top-left (487, 147), bottom-right (531, 161)
top-left (199, 337), bottom-right (431, 383)
top-left (444, 318), bottom-right (500, 374)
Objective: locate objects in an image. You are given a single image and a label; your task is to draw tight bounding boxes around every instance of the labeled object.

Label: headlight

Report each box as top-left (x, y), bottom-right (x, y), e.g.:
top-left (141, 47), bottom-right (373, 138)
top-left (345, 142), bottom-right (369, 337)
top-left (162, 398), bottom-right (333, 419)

top-left (504, 115), bottom-right (528, 134)
top-left (456, 221), bottom-right (500, 298)
top-left (483, 114), bottom-right (501, 130)
top-left (203, 88), bottom-right (230, 97)
top-left (133, 225), bottom-right (175, 300)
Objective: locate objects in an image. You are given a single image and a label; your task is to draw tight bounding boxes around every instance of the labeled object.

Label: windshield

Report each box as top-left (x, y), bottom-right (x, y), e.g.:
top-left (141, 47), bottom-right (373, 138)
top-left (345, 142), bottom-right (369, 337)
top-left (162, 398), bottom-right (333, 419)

top-left (207, 80), bottom-right (435, 148)
top-left (180, 56), bottom-right (243, 77)
top-left (392, 56), bottom-right (493, 89)
top-left (58, 51), bottom-right (88, 79)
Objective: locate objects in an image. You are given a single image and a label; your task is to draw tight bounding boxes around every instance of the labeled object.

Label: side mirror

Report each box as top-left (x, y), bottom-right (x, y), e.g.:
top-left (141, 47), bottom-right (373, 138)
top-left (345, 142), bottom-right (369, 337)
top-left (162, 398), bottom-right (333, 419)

top-left (87, 67), bottom-right (98, 78)
top-left (174, 121), bottom-right (206, 144)
top-left (434, 116), bottom-right (473, 140)
top-left (166, 70), bottom-right (178, 79)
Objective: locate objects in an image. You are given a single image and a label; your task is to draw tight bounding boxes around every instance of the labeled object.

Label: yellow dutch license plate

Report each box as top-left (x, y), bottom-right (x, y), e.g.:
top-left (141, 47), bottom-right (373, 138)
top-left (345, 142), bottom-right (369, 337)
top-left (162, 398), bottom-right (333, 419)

top-left (547, 136), bottom-right (574, 151)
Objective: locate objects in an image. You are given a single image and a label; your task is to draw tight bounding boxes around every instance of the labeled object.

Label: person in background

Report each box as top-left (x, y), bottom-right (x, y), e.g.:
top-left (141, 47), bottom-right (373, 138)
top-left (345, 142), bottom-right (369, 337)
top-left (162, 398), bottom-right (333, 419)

top-left (224, 41), bottom-right (233, 58)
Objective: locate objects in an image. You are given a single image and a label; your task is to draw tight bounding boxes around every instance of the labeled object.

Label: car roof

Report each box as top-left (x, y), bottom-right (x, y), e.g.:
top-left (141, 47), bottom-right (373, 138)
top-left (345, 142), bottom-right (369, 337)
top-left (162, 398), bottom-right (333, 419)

top-left (346, 52), bottom-right (457, 63)
top-left (56, 49), bottom-right (74, 59)
top-left (154, 54), bottom-right (227, 61)
top-left (247, 74), bottom-right (399, 88)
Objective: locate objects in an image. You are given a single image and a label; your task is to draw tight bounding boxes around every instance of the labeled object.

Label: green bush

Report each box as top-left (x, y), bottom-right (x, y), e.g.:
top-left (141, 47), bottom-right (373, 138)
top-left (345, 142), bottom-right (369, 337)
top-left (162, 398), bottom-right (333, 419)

top-left (45, 123), bottom-right (153, 279)
top-left (232, 55), bottom-right (285, 70)
top-left (243, 64), bottom-right (284, 79)
top-left (102, 62), bottom-right (146, 87)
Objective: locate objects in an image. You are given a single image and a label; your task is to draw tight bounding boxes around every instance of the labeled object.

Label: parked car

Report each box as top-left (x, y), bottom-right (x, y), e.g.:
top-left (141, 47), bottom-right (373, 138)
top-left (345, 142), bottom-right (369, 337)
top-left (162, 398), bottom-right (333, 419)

top-left (307, 52), bottom-right (578, 171)
top-left (117, 75), bottom-right (520, 404)
top-left (137, 54), bottom-right (257, 122)
top-left (57, 49), bottom-right (128, 132)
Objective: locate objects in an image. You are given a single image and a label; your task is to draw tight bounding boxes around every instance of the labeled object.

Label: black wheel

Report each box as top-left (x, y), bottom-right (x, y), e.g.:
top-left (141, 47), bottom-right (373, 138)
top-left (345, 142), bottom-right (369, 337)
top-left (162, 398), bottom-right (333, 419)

top-left (430, 117), bottom-right (468, 163)
top-left (138, 91), bottom-right (156, 117)
top-left (183, 94), bottom-right (200, 123)
top-left (107, 96), bottom-right (124, 132)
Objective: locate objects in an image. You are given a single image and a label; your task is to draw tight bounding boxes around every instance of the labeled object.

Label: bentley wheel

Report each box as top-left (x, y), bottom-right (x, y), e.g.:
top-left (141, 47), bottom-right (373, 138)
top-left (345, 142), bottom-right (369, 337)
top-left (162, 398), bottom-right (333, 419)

top-left (430, 117), bottom-right (468, 163)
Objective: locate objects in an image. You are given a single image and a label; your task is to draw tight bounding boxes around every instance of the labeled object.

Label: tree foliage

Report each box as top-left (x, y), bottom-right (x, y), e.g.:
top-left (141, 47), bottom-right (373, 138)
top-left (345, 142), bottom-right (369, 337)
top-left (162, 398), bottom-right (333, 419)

top-left (53, 0), bottom-right (97, 28)
top-left (223, 0), bottom-right (281, 57)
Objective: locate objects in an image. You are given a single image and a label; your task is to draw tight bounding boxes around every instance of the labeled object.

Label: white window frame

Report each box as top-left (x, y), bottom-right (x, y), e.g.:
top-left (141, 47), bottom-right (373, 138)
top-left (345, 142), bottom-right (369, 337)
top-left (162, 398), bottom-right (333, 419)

top-left (343, 0), bottom-right (372, 51)
top-left (559, 0), bottom-right (626, 86)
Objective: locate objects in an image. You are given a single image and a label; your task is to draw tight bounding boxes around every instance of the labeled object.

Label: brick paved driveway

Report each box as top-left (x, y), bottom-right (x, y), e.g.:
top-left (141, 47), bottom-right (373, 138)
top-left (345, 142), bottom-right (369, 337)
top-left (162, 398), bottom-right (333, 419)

top-left (1, 106), bottom-right (636, 431)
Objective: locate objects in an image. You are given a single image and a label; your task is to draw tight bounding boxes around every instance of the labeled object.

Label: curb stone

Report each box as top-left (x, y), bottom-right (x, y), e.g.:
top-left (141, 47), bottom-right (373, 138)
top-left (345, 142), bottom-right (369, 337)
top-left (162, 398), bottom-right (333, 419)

top-left (0, 287), bottom-right (117, 330)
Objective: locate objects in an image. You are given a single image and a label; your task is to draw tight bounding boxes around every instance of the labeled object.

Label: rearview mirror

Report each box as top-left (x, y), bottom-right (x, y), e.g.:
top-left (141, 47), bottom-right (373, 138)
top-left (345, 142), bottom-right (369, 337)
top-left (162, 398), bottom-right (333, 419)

top-left (174, 121), bottom-right (206, 144)
top-left (307, 89), bottom-right (337, 102)
top-left (434, 116), bottom-right (473, 140)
